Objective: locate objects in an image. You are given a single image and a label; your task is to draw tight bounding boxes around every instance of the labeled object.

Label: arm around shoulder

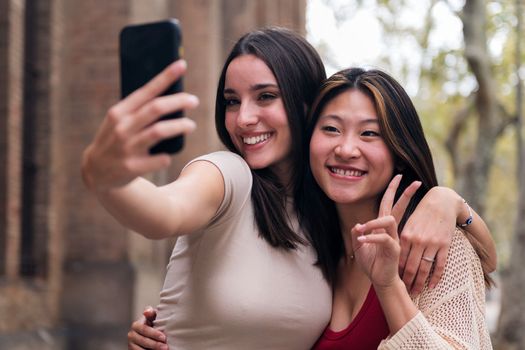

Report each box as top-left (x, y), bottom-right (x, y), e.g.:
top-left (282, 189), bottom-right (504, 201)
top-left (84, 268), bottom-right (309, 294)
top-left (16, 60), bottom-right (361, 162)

top-left (456, 199), bottom-right (497, 272)
top-left (424, 186), bottom-right (497, 271)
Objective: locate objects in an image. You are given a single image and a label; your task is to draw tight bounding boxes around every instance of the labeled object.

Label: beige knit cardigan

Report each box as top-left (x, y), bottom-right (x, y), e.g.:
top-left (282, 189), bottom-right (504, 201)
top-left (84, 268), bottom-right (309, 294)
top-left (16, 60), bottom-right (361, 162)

top-left (378, 228), bottom-right (493, 349)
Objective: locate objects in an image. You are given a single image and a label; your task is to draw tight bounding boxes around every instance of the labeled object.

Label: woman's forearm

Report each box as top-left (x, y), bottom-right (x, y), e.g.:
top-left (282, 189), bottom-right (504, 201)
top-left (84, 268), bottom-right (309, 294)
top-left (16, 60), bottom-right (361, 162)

top-left (432, 186), bottom-right (497, 271)
top-left (374, 278), bottom-right (418, 335)
top-left (457, 194), bottom-right (497, 272)
top-left (94, 177), bottom-right (181, 239)
top-left (85, 160), bottom-right (225, 240)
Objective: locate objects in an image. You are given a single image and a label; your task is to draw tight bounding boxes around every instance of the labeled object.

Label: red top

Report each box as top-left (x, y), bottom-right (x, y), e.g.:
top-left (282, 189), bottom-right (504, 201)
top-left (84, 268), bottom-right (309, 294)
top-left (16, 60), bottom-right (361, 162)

top-left (312, 287), bottom-right (389, 350)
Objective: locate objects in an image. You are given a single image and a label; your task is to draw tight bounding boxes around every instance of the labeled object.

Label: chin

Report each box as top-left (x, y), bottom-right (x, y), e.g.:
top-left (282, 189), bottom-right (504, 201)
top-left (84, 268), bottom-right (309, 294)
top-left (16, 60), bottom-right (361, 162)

top-left (323, 188), bottom-right (343, 203)
top-left (245, 157), bottom-right (270, 170)
top-left (330, 195), bottom-right (353, 205)
top-left (324, 187), bottom-right (360, 205)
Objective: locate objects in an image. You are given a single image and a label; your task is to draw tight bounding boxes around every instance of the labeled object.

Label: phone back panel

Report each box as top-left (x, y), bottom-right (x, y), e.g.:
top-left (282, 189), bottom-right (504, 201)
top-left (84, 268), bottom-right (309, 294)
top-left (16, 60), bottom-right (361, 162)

top-left (120, 19), bottom-right (182, 98)
top-left (119, 19), bottom-right (184, 154)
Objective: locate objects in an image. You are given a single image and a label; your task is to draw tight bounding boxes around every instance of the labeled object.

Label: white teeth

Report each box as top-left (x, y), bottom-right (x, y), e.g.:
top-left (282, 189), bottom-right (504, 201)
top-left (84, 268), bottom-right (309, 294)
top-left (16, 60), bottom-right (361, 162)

top-left (330, 167), bottom-right (364, 177)
top-left (243, 133), bottom-right (271, 145)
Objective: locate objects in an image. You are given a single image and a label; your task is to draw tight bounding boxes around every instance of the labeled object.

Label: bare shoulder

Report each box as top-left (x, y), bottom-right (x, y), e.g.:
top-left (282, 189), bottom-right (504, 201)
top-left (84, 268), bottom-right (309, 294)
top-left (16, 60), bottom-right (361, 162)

top-left (151, 156), bottom-right (225, 236)
top-left (163, 159), bottom-right (224, 202)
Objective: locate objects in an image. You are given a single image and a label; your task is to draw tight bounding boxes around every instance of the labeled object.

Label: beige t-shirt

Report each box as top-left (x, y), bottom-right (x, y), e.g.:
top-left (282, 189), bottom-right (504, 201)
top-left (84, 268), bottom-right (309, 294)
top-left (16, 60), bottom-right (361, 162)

top-left (154, 151), bottom-right (332, 349)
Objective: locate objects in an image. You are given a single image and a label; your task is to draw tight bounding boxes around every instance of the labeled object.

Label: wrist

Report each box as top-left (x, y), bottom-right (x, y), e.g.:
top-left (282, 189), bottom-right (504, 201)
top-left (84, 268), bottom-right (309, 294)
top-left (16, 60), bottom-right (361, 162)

top-left (457, 199), bottom-right (473, 228)
top-left (81, 150), bottom-right (96, 191)
top-left (81, 148), bottom-right (111, 194)
top-left (374, 276), bottom-right (405, 296)
top-left (374, 277), bottom-right (418, 334)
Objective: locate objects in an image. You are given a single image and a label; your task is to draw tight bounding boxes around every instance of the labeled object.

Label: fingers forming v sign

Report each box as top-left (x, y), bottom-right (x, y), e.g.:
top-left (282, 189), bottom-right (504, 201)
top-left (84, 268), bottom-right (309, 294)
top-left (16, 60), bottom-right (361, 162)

top-left (351, 175), bottom-right (421, 289)
top-left (390, 178), bottom-right (423, 224)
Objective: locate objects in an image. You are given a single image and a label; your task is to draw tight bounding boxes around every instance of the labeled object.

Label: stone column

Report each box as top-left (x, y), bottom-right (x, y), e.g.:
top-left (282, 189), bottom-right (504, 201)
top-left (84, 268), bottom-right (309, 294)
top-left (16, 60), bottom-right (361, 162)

top-left (0, 0), bottom-right (66, 348)
top-left (0, 0), bottom-right (24, 283)
top-left (0, 1), bottom-right (307, 349)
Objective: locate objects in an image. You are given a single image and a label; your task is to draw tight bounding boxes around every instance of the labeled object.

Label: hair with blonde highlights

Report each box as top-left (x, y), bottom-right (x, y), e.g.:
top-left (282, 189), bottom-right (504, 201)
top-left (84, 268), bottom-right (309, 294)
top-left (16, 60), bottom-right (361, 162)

top-left (299, 67), bottom-right (493, 286)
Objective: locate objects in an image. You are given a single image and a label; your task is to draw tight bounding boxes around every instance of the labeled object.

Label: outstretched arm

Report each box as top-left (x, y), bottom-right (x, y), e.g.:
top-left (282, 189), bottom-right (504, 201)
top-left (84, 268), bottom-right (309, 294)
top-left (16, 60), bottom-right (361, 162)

top-left (82, 60), bottom-right (223, 239)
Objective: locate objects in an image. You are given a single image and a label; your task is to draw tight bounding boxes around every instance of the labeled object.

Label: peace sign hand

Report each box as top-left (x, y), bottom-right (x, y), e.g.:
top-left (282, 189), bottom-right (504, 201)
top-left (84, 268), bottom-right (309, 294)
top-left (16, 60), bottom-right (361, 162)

top-left (350, 175), bottom-right (421, 289)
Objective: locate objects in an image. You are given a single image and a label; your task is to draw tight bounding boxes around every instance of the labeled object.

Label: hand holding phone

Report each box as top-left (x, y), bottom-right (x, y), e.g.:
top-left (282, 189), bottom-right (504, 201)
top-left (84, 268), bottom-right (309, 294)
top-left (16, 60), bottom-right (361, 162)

top-left (82, 20), bottom-right (198, 193)
top-left (83, 60), bottom-right (198, 192)
top-left (120, 19), bottom-right (185, 154)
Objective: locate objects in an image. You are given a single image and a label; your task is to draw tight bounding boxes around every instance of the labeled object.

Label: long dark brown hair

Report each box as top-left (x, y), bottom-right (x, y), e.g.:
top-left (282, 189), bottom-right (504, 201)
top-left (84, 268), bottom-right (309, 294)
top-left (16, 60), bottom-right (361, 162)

top-left (300, 67), bottom-right (493, 286)
top-left (215, 27), bottom-right (326, 250)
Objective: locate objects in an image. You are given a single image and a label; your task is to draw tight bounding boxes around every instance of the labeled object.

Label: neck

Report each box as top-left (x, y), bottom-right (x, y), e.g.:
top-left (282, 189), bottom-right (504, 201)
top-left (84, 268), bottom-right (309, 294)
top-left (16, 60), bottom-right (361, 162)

top-left (271, 160), bottom-right (294, 195)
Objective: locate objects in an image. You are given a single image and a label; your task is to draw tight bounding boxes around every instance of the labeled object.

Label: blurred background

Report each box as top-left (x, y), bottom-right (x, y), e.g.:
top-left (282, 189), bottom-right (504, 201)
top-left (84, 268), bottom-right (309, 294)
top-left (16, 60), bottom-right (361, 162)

top-left (0, 0), bottom-right (523, 349)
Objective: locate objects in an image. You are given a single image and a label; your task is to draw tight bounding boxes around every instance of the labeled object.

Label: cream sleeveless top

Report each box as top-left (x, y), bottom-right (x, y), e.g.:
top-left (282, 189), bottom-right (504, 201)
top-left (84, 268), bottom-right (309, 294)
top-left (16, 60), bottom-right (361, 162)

top-left (154, 151), bottom-right (332, 349)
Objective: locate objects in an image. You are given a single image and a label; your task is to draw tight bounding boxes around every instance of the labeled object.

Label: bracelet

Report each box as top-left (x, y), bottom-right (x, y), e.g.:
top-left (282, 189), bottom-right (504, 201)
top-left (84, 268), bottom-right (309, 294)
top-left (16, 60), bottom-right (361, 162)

top-left (459, 200), bottom-right (473, 227)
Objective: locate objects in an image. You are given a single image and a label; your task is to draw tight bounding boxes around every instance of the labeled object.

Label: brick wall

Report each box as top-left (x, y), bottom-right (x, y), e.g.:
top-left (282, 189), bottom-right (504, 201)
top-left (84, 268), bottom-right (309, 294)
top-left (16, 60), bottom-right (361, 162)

top-left (0, 1), bottom-right (306, 349)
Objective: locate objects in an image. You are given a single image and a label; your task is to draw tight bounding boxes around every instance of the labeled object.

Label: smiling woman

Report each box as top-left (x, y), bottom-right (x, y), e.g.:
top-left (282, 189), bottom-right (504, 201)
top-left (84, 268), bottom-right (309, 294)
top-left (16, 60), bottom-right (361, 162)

top-left (223, 54), bottom-right (292, 175)
top-left (309, 89), bottom-right (394, 208)
top-left (305, 67), bottom-right (494, 349)
top-left (123, 28), bottom-right (497, 349)
top-left (83, 27), bottom-right (333, 350)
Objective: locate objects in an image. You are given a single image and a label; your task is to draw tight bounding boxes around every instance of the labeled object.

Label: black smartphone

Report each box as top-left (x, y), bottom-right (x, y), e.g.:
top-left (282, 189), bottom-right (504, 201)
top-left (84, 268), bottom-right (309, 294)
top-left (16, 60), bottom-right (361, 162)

top-left (119, 19), bottom-right (184, 154)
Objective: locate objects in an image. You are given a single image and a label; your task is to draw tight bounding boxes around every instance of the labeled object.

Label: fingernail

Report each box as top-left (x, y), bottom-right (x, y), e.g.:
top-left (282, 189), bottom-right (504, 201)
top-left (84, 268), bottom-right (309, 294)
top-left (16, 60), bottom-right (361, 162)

top-left (186, 119), bottom-right (197, 130)
top-left (357, 235), bottom-right (367, 242)
top-left (429, 282), bottom-right (435, 289)
top-left (187, 94), bottom-right (199, 105)
top-left (176, 59), bottom-right (187, 70)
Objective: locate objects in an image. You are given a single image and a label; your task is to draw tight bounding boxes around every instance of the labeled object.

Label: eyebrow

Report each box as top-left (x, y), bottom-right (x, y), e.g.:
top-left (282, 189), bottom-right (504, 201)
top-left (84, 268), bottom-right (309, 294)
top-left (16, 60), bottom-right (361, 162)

top-left (320, 114), bottom-right (379, 125)
top-left (360, 118), bottom-right (379, 125)
top-left (223, 83), bottom-right (279, 94)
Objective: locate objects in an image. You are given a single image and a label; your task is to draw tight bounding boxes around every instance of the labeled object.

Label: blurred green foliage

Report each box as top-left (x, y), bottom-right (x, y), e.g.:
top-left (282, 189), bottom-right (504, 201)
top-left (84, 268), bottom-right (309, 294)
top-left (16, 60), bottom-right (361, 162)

top-left (317, 0), bottom-right (522, 267)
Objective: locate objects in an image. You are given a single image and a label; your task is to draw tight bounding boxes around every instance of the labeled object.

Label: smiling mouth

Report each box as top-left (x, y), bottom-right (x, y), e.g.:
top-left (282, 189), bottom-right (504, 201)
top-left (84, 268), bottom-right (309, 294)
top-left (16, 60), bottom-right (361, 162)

top-left (329, 167), bottom-right (365, 177)
top-left (243, 133), bottom-right (272, 145)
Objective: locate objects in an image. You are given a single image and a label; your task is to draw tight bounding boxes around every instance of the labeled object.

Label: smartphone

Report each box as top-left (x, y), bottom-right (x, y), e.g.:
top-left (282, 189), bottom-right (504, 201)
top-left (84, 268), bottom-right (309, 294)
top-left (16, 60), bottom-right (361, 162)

top-left (119, 19), bottom-right (184, 154)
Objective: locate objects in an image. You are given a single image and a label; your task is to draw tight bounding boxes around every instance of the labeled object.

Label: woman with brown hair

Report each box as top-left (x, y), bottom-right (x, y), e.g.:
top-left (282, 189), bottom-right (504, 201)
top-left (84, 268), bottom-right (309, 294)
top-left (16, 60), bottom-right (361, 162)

top-left (84, 28), bottom-right (332, 349)
top-left (83, 28), bottom-right (495, 349)
top-left (308, 68), bottom-right (493, 349)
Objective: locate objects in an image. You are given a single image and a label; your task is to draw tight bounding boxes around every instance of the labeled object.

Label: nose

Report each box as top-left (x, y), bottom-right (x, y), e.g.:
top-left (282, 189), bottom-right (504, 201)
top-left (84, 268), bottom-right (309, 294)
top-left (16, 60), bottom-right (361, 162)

top-left (237, 101), bottom-right (259, 127)
top-left (334, 136), bottom-right (361, 160)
